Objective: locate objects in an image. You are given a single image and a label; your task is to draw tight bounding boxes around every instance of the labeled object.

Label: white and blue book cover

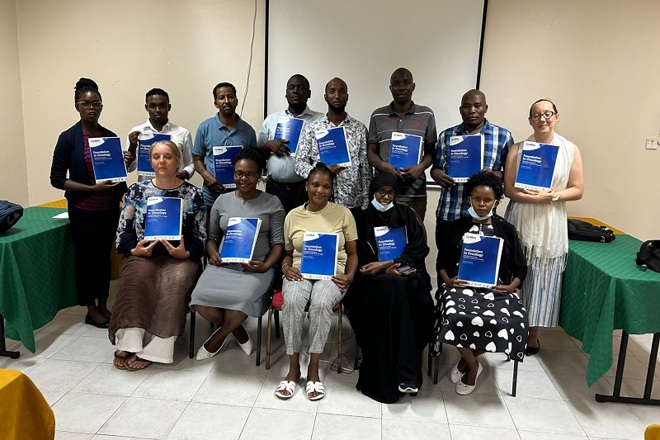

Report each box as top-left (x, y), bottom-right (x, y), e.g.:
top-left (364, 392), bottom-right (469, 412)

top-left (144, 197), bottom-right (183, 241)
top-left (447, 135), bottom-right (484, 183)
top-left (137, 133), bottom-right (171, 176)
top-left (389, 132), bottom-right (423, 170)
top-left (300, 232), bottom-right (339, 280)
top-left (274, 116), bottom-right (304, 155)
top-left (315, 126), bottom-right (351, 167)
top-left (374, 226), bottom-right (408, 261)
top-left (88, 137), bottom-right (127, 182)
top-left (219, 217), bottom-right (262, 263)
top-left (514, 141), bottom-right (560, 191)
top-left (457, 233), bottom-right (503, 288)
top-left (213, 146), bottom-right (243, 188)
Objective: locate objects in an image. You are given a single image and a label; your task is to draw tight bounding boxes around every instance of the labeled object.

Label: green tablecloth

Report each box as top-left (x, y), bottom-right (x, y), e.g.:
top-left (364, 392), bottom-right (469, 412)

top-left (560, 234), bottom-right (660, 385)
top-left (0, 207), bottom-right (77, 352)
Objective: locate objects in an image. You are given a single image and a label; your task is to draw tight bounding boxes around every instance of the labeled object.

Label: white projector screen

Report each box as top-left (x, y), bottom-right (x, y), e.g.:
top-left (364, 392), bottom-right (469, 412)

top-left (266, 0), bottom-right (486, 157)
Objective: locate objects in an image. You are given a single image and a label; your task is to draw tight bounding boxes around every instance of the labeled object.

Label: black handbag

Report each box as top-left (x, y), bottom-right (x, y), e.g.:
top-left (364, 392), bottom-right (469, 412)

top-left (636, 240), bottom-right (660, 273)
top-left (567, 219), bottom-right (615, 243)
top-left (0, 200), bottom-right (24, 234)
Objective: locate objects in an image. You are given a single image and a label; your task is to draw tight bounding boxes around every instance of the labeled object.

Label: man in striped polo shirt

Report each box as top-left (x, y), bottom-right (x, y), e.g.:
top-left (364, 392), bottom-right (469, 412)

top-left (431, 89), bottom-right (514, 264)
top-left (367, 68), bottom-right (437, 220)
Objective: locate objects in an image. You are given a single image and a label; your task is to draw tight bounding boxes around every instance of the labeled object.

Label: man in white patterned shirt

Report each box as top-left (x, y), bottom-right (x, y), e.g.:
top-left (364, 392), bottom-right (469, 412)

top-left (295, 77), bottom-right (372, 213)
top-left (124, 88), bottom-right (194, 181)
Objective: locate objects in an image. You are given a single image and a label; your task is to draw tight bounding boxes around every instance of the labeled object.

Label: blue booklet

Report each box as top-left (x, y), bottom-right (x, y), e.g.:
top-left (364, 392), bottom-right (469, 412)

top-left (446, 135), bottom-right (484, 183)
top-left (144, 197), bottom-right (183, 241)
top-left (274, 116), bottom-right (305, 155)
top-left (315, 126), bottom-right (351, 167)
top-left (457, 233), bottom-right (504, 288)
top-left (213, 146), bottom-right (243, 188)
top-left (219, 217), bottom-right (262, 263)
top-left (514, 141), bottom-right (560, 191)
top-left (88, 137), bottom-right (127, 182)
top-left (137, 133), bottom-right (171, 177)
top-left (389, 132), bottom-right (423, 170)
top-left (300, 232), bottom-right (339, 280)
top-left (374, 226), bottom-right (407, 261)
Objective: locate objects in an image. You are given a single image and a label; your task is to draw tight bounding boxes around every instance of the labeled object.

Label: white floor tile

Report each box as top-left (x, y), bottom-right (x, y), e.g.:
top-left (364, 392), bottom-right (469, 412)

top-left (23, 332), bottom-right (79, 358)
top-left (36, 313), bottom-right (92, 337)
top-left (449, 424), bottom-right (521, 440)
top-left (317, 378), bottom-right (382, 418)
top-left (382, 419), bottom-right (451, 440)
top-left (27, 358), bottom-right (99, 393)
top-left (548, 372), bottom-right (613, 402)
top-left (517, 432), bottom-right (587, 440)
top-left (494, 369), bottom-right (563, 400)
top-left (0, 353), bottom-right (47, 374)
top-left (443, 391), bottom-right (516, 429)
top-left (536, 329), bottom-right (581, 352)
top-left (55, 432), bottom-right (93, 440)
top-left (481, 352), bottom-right (545, 372)
top-left (311, 413), bottom-right (380, 440)
top-left (52, 392), bottom-right (126, 434)
top-left (604, 355), bottom-right (652, 381)
top-left (193, 369), bottom-right (265, 407)
top-left (537, 350), bottom-right (589, 375)
top-left (167, 402), bottom-right (251, 440)
top-left (73, 362), bottom-right (151, 396)
top-left (381, 386), bottom-right (447, 423)
top-left (566, 399), bottom-right (646, 439)
top-left (627, 402), bottom-right (660, 426)
top-left (504, 396), bottom-right (585, 436)
top-left (132, 367), bottom-right (207, 401)
top-left (602, 376), bottom-right (660, 400)
top-left (50, 336), bottom-right (114, 363)
top-left (210, 345), bottom-right (269, 377)
top-left (98, 396), bottom-right (187, 439)
top-left (239, 407), bottom-right (314, 440)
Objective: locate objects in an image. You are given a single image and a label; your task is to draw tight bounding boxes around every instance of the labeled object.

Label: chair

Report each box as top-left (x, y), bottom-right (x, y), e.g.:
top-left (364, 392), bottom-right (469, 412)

top-left (264, 289), bottom-right (345, 372)
top-left (428, 341), bottom-right (520, 397)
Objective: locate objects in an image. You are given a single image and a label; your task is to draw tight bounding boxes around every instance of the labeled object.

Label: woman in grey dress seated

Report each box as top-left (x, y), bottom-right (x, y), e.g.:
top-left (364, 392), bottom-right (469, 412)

top-left (191, 147), bottom-right (285, 360)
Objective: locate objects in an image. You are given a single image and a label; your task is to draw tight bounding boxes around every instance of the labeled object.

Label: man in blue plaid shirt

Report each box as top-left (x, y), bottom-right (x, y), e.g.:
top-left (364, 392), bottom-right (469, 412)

top-left (431, 90), bottom-right (514, 268)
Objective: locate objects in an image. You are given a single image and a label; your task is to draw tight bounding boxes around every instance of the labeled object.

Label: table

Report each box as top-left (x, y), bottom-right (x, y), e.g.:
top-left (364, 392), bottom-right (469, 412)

top-left (0, 206), bottom-right (77, 356)
top-left (560, 233), bottom-right (660, 404)
top-left (0, 369), bottom-right (55, 439)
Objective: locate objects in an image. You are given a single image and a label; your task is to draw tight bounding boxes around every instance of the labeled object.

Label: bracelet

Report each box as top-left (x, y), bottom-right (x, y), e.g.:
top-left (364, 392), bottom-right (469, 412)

top-left (282, 262), bottom-right (292, 269)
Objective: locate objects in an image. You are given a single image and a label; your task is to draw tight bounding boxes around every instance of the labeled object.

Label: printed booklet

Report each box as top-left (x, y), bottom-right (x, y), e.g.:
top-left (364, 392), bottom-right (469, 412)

top-left (213, 146), bottom-right (243, 188)
top-left (374, 226), bottom-right (407, 261)
top-left (274, 116), bottom-right (305, 155)
top-left (88, 137), bottom-right (127, 182)
top-left (315, 126), bottom-right (351, 167)
top-left (144, 197), bottom-right (183, 241)
top-left (219, 217), bottom-right (262, 263)
top-left (447, 135), bottom-right (483, 183)
top-left (299, 232), bottom-right (339, 280)
top-left (389, 132), bottom-right (423, 170)
top-left (457, 233), bottom-right (503, 288)
top-left (514, 141), bottom-right (559, 191)
top-left (137, 133), bottom-right (171, 176)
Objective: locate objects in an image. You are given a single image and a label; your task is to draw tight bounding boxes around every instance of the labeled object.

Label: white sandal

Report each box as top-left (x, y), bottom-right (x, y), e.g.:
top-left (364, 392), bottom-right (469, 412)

top-left (274, 380), bottom-right (297, 400)
top-left (306, 381), bottom-right (326, 401)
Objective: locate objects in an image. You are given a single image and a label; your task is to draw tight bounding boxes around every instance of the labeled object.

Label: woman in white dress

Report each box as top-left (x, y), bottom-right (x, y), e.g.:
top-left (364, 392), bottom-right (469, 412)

top-left (504, 99), bottom-right (584, 355)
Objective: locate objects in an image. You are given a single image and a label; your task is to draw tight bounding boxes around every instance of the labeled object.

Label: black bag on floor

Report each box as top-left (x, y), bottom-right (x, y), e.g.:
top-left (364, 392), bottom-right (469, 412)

top-left (567, 219), bottom-right (615, 243)
top-left (636, 240), bottom-right (660, 273)
top-left (0, 200), bottom-right (24, 234)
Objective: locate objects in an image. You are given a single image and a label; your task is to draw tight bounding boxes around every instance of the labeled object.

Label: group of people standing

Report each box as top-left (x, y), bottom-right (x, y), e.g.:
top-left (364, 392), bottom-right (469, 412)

top-left (49, 68), bottom-right (582, 402)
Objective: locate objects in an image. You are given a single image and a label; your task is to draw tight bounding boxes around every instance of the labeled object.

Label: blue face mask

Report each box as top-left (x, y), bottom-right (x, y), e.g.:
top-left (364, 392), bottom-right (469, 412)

top-left (371, 197), bottom-right (394, 212)
top-left (468, 205), bottom-right (493, 221)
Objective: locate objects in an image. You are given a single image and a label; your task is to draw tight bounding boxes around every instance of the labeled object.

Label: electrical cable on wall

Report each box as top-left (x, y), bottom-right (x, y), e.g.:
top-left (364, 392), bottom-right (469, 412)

top-left (239, 0), bottom-right (258, 116)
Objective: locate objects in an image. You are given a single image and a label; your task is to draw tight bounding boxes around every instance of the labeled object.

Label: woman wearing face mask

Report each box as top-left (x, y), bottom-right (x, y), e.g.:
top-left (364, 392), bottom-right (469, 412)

top-left (343, 173), bottom-right (433, 403)
top-left (432, 171), bottom-right (528, 395)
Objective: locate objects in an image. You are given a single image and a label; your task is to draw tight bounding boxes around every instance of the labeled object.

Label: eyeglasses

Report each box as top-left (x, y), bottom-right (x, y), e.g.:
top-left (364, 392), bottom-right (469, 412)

top-left (529, 111), bottom-right (555, 121)
top-left (234, 171), bottom-right (259, 180)
top-left (77, 100), bottom-right (103, 109)
top-left (376, 189), bottom-right (396, 198)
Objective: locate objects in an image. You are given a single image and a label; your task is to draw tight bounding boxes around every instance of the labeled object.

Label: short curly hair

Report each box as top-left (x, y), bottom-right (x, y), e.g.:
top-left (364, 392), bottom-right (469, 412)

top-left (235, 146), bottom-right (267, 174)
top-left (464, 170), bottom-right (504, 201)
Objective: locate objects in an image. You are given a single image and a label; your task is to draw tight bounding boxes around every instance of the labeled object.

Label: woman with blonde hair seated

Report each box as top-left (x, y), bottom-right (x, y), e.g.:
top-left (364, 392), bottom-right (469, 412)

top-left (110, 140), bottom-right (206, 370)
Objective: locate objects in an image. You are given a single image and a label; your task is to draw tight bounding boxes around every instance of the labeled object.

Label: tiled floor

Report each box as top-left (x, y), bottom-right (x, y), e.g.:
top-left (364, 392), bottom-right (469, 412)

top-left (2, 283), bottom-right (658, 440)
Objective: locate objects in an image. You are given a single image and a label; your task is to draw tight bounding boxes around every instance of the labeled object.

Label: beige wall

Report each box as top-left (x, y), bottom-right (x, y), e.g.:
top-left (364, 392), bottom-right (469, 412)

top-left (11, 0), bottom-right (264, 205)
top-left (4, 0), bottom-right (659, 244)
top-left (479, 0), bottom-right (660, 239)
top-left (0, 0), bottom-right (28, 205)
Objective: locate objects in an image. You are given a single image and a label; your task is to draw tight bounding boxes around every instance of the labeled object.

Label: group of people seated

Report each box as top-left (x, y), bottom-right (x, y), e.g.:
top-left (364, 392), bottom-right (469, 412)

top-left (49, 69), bottom-right (583, 402)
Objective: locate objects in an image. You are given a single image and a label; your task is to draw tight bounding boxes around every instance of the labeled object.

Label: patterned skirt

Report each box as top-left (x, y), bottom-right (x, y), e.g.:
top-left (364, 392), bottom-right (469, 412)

top-left (431, 286), bottom-right (529, 362)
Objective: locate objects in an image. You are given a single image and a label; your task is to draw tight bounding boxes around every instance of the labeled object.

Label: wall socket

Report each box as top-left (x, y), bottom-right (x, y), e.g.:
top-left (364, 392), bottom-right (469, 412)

top-left (646, 136), bottom-right (658, 150)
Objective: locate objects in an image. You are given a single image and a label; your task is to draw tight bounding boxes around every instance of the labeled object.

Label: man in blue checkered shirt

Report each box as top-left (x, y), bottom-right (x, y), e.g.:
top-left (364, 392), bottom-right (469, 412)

top-left (431, 90), bottom-right (514, 268)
